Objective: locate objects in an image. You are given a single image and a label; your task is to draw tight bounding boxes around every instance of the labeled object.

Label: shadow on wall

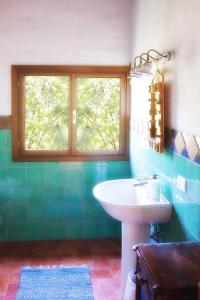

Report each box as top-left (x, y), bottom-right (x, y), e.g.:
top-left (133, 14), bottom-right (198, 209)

top-left (161, 210), bottom-right (190, 242)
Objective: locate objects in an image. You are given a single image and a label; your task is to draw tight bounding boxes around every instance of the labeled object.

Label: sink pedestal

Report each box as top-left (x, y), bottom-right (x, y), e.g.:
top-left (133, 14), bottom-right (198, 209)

top-left (93, 179), bottom-right (172, 299)
top-left (121, 222), bottom-right (150, 298)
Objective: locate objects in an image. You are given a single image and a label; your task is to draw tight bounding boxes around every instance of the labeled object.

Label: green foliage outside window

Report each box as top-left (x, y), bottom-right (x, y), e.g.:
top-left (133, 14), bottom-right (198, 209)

top-left (77, 78), bottom-right (120, 151)
top-left (25, 76), bottom-right (69, 150)
top-left (25, 76), bottom-right (120, 152)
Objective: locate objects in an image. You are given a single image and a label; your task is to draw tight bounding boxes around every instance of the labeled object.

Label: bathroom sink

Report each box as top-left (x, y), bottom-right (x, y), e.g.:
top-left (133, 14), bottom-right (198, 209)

top-left (93, 178), bottom-right (172, 297)
top-left (93, 179), bottom-right (172, 223)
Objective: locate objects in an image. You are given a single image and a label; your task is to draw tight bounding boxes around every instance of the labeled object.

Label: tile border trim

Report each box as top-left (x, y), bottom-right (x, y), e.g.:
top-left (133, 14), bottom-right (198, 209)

top-left (0, 116), bottom-right (12, 129)
top-left (131, 119), bottom-right (200, 165)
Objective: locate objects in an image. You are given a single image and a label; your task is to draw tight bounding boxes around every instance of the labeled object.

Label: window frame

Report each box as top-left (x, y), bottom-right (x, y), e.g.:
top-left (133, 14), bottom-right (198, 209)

top-left (12, 65), bottom-right (130, 162)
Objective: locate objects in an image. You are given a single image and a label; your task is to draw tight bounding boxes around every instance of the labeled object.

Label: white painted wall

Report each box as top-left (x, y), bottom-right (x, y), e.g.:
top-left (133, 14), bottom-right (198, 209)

top-left (131, 0), bottom-right (200, 136)
top-left (0, 0), bottom-right (132, 115)
top-left (2, 0), bottom-right (199, 135)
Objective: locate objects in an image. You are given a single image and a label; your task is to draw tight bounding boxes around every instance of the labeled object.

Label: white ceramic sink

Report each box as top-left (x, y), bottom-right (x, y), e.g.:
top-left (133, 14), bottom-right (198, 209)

top-left (93, 179), bottom-right (172, 223)
top-left (93, 179), bottom-right (172, 299)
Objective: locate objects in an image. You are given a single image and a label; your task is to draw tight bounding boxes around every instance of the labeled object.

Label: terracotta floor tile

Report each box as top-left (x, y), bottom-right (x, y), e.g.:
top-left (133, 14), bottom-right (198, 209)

top-left (0, 238), bottom-right (121, 300)
top-left (0, 258), bottom-right (32, 273)
top-left (0, 273), bottom-right (9, 296)
top-left (8, 273), bottom-right (19, 284)
top-left (91, 238), bottom-right (121, 255)
top-left (5, 284), bottom-right (18, 300)
top-left (93, 285), bottom-right (121, 300)
top-left (90, 255), bottom-right (110, 270)
top-left (91, 268), bottom-right (113, 278)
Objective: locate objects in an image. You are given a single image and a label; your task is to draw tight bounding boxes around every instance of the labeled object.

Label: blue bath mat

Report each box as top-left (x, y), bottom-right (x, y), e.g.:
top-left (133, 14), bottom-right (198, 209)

top-left (16, 265), bottom-right (94, 300)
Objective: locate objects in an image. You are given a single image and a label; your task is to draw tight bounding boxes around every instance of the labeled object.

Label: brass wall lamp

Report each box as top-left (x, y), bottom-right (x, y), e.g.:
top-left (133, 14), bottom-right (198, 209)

top-left (129, 49), bottom-right (171, 153)
top-left (129, 49), bottom-right (170, 77)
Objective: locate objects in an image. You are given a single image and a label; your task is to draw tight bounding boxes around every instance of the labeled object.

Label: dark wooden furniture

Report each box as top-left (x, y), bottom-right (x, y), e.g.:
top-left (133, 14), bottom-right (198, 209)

top-left (134, 242), bottom-right (200, 300)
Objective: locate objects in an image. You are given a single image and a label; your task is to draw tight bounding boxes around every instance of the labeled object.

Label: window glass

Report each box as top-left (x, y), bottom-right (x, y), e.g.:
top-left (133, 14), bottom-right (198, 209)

top-left (76, 77), bottom-right (120, 151)
top-left (12, 66), bottom-right (129, 161)
top-left (25, 76), bottom-right (69, 150)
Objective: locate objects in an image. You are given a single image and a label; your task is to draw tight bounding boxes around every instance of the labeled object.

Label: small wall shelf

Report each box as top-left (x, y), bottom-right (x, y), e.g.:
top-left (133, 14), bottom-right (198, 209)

top-left (148, 77), bottom-right (164, 153)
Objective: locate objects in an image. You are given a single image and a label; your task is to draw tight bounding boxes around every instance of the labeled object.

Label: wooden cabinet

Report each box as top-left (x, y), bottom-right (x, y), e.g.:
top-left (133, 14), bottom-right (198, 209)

top-left (134, 242), bottom-right (200, 300)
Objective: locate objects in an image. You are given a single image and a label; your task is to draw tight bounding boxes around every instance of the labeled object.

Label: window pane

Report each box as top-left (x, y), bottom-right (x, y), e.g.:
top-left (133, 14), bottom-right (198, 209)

top-left (25, 76), bottom-right (69, 150)
top-left (77, 78), bottom-right (120, 151)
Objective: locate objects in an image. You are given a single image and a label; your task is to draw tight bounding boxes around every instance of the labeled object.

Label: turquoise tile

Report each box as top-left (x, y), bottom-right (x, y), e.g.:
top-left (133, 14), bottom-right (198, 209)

top-left (7, 168), bottom-right (25, 187)
top-left (172, 184), bottom-right (190, 204)
top-left (187, 161), bottom-right (200, 202)
top-left (26, 162), bottom-right (49, 168)
top-left (83, 222), bottom-right (101, 239)
top-left (185, 203), bottom-right (200, 240)
top-left (26, 187), bottom-right (44, 204)
top-left (83, 220), bottom-right (120, 239)
top-left (44, 162), bottom-right (63, 167)
top-left (44, 186), bottom-right (64, 203)
top-left (130, 131), bottom-right (200, 243)
top-left (44, 167), bottom-right (64, 187)
top-left (0, 127), bottom-right (134, 240)
top-left (0, 218), bottom-right (7, 240)
top-left (184, 227), bottom-right (200, 242)
top-left (7, 204), bottom-right (26, 222)
top-left (0, 168), bottom-right (7, 187)
top-left (45, 203), bottom-right (70, 221)
top-left (45, 202), bottom-right (83, 221)
top-left (26, 202), bottom-right (45, 221)
top-left (83, 167), bottom-right (102, 185)
top-left (120, 161), bottom-right (131, 168)
top-left (63, 168), bottom-right (84, 185)
top-left (187, 160), bottom-right (200, 180)
top-left (7, 222), bottom-right (26, 240)
top-left (85, 184), bottom-right (97, 203)
top-left (102, 166), bottom-right (123, 180)
top-left (173, 154), bottom-right (187, 178)
top-left (0, 130), bottom-right (6, 149)
top-left (152, 151), bottom-right (164, 171)
top-left (82, 167), bottom-right (102, 202)
top-left (65, 222), bottom-right (83, 239)
top-left (83, 202), bottom-right (105, 221)
top-left (161, 216), bottom-right (187, 242)
top-left (0, 149), bottom-right (6, 166)
top-left (24, 222), bottom-right (45, 240)
top-left (160, 177), bottom-right (173, 202)
top-left (160, 150), bottom-right (174, 178)
top-left (173, 202), bottom-right (186, 225)
top-left (122, 165), bottom-right (131, 178)
top-left (6, 130), bottom-right (12, 148)
top-left (63, 168), bottom-right (84, 201)
top-left (63, 185), bottom-right (83, 203)
top-left (7, 186), bottom-right (26, 205)
top-left (140, 147), bottom-right (155, 164)
top-left (81, 161), bottom-right (101, 168)
top-left (0, 188), bottom-right (8, 211)
top-left (26, 167), bottom-right (45, 185)
top-left (187, 179), bottom-right (200, 202)
top-left (45, 222), bottom-right (66, 239)
top-left (6, 186), bottom-right (26, 206)
top-left (65, 202), bottom-right (83, 221)
top-left (101, 161), bottom-right (124, 168)
top-left (99, 220), bottom-right (121, 238)
top-left (61, 162), bottom-right (85, 168)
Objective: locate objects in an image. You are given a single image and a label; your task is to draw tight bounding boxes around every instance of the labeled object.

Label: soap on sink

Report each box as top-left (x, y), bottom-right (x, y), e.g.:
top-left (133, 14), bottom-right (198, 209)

top-left (148, 174), bottom-right (160, 201)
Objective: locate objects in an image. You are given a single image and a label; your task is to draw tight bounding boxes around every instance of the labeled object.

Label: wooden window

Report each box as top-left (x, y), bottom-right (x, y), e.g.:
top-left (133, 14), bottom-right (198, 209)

top-left (12, 65), bottom-right (130, 161)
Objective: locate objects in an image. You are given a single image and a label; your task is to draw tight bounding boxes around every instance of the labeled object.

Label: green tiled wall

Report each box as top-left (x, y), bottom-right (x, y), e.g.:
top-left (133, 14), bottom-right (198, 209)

top-left (0, 129), bottom-right (131, 241)
top-left (130, 133), bottom-right (200, 242)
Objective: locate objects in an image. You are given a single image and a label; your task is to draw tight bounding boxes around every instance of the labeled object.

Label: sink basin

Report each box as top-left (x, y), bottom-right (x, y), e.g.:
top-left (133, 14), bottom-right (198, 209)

top-left (93, 179), bottom-right (172, 297)
top-left (93, 179), bottom-right (172, 223)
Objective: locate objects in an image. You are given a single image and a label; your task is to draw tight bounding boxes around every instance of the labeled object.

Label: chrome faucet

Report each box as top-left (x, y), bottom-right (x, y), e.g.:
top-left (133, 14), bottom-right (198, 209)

top-left (133, 175), bottom-right (152, 186)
